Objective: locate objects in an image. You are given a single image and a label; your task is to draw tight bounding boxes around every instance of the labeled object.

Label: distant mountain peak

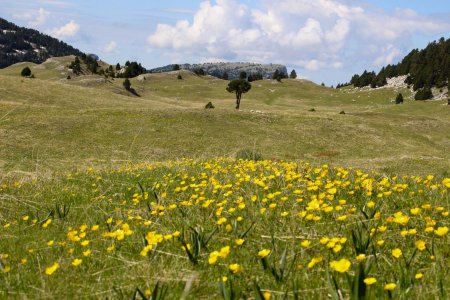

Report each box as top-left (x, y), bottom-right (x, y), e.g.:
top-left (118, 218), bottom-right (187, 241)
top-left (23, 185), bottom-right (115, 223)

top-left (150, 62), bottom-right (288, 80)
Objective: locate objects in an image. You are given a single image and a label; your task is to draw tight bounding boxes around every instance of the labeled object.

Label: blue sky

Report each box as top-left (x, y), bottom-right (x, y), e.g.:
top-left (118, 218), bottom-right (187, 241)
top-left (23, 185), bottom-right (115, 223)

top-left (1, 0), bottom-right (449, 85)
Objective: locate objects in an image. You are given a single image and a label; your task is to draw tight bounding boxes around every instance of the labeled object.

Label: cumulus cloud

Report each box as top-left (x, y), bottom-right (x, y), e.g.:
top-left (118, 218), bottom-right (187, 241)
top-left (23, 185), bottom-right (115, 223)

top-left (102, 41), bottom-right (118, 53)
top-left (48, 20), bottom-right (79, 39)
top-left (148, 0), bottom-right (450, 70)
top-left (13, 7), bottom-right (50, 26)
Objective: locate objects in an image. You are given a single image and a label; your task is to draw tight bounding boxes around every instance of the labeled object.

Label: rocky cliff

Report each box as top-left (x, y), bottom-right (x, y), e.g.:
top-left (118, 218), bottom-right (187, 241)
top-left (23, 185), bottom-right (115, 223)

top-left (150, 62), bottom-right (288, 80)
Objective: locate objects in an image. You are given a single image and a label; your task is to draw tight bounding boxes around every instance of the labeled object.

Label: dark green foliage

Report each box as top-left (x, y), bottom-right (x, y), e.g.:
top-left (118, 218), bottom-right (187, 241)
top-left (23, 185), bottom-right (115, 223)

top-left (247, 73), bottom-right (263, 82)
top-left (272, 69), bottom-right (287, 82)
top-left (226, 79), bottom-right (252, 109)
top-left (116, 61), bottom-right (146, 78)
top-left (395, 93), bottom-right (404, 104)
top-left (194, 68), bottom-right (205, 76)
top-left (349, 37), bottom-right (450, 89)
top-left (20, 66), bottom-right (31, 77)
top-left (290, 69), bottom-right (297, 79)
top-left (123, 78), bottom-right (131, 91)
top-left (115, 63), bottom-right (121, 70)
top-left (68, 54), bottom-right (98, 75)
top-left (68, 57), bottom-right (82, 75)
top-left (235, 148), bottom-right (263, 161)
top-left (239, 71), bottom-right (247, 80)
top-left (177, 74), bottom-right (182, 80)
top-left (66, 75), bottom-right (71, 80)
top-left (173, 64), bottom-right (180, 71)
top-left (415, 87), bottom-right (433, 100)
top-left (222, 72), bottom-right (229, 80)
top-left (0, 17), bottom-right (83, 68)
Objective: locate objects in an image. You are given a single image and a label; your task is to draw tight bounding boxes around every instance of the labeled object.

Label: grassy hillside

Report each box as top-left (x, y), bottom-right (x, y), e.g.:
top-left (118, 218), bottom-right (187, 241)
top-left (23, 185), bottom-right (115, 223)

top-left (0, 57), bottom-right (449, 178)
top-left (0, 57), bottom-right (449, 299)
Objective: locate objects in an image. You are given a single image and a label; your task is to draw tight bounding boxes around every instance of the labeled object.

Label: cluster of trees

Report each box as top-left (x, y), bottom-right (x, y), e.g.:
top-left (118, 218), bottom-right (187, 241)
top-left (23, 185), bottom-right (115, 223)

top-left (349, 37), bottom-right (450, 90)
top-left (0, 17), bottom-right (83, 68)
top-left (272, 69), bottom-right (288, 82)
top-left (67, 54), bottom-right (99, 75)
top-left (350, 70), bottom-right (386, 88)
top-left (116, 61), bottom-right (146, 78)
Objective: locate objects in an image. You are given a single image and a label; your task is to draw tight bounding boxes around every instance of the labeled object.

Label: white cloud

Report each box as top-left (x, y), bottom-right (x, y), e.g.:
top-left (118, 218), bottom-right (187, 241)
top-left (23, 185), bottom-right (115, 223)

top-left (13, 7), bottom-right (50, 27)
top-left (148, 0), bottom-right (450, 71)
top-left (48, 20), bottom-right (79, 39)
top-left (102, 41), bottom-right (117, 53)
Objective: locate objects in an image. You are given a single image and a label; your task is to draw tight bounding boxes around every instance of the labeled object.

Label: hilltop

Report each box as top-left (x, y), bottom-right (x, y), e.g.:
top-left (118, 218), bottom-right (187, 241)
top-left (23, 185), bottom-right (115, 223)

top-left (150, 62), bottom-right (288, 80)
top-left (0, 17), bottom-right (83, 68)
top-left (345, 37), bottom-right (450, 93)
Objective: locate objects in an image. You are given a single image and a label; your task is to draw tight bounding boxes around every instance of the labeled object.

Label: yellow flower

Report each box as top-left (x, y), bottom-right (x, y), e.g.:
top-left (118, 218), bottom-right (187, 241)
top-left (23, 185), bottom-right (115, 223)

top-left (225, 224), bottom-right (233, 232)
top-left (307, 256), bottom-right (323, 269)
top-left (45, 262), bottom-right (60, 275)
top-left (330, 258), bottom-right (351, 273)
top-left (300, 240), bottom-right (311, 248)
top-left (263, 291), bottom-right (271, 300)
top-left (356, 254), bottom-right (366, 261)
top-left (384, 283), bottom-right (397, 291)
top-left (364, 277), bottom-right (377, 285)
top-left (228, 263), bottom-right (243, 274)
top-left (235, 239), bottom-right (245, 246)
top-left (392, 212), bottom-right (409, 225)
top-left (71, 258), bottom-right (82, 266)
top-left (258, 249), bottom-right (271, 258)
top-left (91, 225), bottom-right (99, 231)
top-left (391, 248), bottom-right (402, 258)
top-left (415, 273), bottom-right (423, 280)
top-left (80, 240), bottom-right (90, 247)
top-left (2, 265), bottom-right (11, 273)
top-left (208, 251), bottom-right (219, 264)
top-left (107, 245), bottom-right (115, 252)
top-left (415, 240), bottom-right (426, 251)
top-left (219, 246), bottom-right (230, 259)
top-left (434, 226), bottom-right (449, 237)
top-left (83, 249), bottom-right (91, 257)
top-left (22, 215), bottom-right (29, 221)
top-left (42, 218), bottom-right (52, 228)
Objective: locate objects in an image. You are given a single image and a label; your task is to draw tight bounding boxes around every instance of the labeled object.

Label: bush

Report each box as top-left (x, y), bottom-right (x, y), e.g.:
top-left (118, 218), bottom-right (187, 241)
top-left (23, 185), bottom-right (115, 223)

top-left (395, 93), bottom-right (404, 104)
top-left (21, 67), bottom-right (31, 77)
top-left (236, 149), bottom-right (263, 161)
top-left (177, 74), bottom-right (182, 80)
top-left (415, 87), bottom-right (433, 100)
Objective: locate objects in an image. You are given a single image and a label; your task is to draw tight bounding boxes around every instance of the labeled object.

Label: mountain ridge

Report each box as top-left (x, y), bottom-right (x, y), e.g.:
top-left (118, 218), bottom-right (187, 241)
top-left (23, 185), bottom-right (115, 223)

top-left (0, 17), bottom-right (83, 68)
top-left (149, 62), bottom-right (288, 80)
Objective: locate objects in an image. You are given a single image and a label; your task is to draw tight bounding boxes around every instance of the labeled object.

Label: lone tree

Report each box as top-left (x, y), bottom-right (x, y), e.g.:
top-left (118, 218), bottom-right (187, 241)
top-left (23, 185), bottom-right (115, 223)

top-left (395, 93), bottom-right (404, 104)
top-left (226, 79), bottom-right (252, 109)
top-left (123, 78), bottom-right (131, 91)
top-left (290, 69), bottom-right (297, 79)
top-left (21, 66), bottom-right (31, 77)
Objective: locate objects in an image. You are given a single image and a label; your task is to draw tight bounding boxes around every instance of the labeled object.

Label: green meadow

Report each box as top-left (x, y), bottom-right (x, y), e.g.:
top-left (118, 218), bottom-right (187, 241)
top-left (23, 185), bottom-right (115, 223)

top-left (0, 57), bottom-right (449, 299)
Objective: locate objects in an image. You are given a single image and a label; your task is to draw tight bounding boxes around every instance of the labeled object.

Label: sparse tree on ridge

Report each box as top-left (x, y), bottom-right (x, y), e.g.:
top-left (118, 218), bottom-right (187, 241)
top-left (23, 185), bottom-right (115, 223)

top-left (290, 69), bottom-right (297, 79)
top-left (226, 79), bottom-right (252, 109)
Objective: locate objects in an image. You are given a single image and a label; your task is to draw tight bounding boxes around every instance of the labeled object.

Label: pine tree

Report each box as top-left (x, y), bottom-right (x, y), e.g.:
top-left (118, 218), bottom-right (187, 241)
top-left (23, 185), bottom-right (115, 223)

top-left (123, 78), bottom-right (131, 91)
top-left (395, 93), bottom-right (404, 104)
top-left (290, 69), bottom-right (297, 79)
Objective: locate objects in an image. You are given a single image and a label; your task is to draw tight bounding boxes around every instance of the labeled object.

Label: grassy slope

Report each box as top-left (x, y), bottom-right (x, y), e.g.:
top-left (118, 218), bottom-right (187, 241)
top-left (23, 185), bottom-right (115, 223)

top-left (0, 57), bottom-right (449, 178)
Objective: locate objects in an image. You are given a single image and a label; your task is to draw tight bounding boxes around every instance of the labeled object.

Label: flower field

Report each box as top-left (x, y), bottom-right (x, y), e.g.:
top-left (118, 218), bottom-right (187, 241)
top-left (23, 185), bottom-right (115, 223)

top-left (1, 158), bottom-right (449, 299)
